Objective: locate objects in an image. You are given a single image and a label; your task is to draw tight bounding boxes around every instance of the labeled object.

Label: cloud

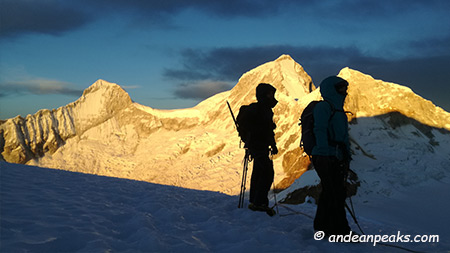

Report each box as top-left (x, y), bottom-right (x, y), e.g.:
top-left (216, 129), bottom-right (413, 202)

top-left (306, 0), bottom-right (450, 21)
top-left (164, 41), bottom-right (450, 83)
top-left (0, 0), bottom-right (288, 39)
top-left (86, 0), bottom-right (449, 20)
top-left (121, 85), bottom-right (141, 90)
top-left (173, 80), bottom-right (233, 100)
top-left (407, 35), bottom-right (450, 57)
top-left (164, 46), bottom-right (295, 82)
top-left (3, 0), bottom-right (449, 39)
top-left (0, 78), bottom-right (83, 97)
top-left (164, 45), bottom-right (363, 84)
top-left (165, 45), bottom-right (360, 99)
top-left (85, 0), bottom-right (287, 18)
top-left (0, 0), bottom-right (92, 39)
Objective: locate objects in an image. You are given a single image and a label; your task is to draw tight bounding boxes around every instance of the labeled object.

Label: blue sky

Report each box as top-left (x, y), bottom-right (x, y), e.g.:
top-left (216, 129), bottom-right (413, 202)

top-left (1, 0), bottom-right (450, 119)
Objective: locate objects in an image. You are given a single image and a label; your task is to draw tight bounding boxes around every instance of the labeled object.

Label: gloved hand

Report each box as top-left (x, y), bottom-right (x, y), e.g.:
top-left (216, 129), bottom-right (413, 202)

top-left (270, 145), bottom-right (278, 155)
top-left (313, 155), bottom-right (333, 169)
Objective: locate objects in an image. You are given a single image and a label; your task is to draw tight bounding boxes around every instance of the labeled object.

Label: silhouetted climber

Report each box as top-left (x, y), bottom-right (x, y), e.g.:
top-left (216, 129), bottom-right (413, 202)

top-left (312, 76), bottom-right (351, 235)
top-left (236, 83), bottom-right (278, 216)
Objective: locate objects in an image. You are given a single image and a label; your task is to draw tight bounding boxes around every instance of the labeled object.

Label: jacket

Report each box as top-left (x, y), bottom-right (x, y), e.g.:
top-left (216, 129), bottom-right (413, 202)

top-left (247, 83), bottom-right (277, 151)
top-left (311, 76), bottom-right (350, 161)
top-left (245, 102), bottom-right (276, 151)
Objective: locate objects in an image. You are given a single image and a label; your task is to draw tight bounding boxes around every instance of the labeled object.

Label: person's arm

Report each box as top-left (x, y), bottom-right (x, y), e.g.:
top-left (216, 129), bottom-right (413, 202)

top-left (313, 102), bottom-right (332, 156)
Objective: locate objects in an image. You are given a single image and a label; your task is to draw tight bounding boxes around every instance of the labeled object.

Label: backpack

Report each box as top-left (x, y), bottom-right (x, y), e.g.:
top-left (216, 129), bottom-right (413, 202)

top-left (299, 100), bottom-right (337, 155)
top-left (236, 103), bottom-right (257, 146)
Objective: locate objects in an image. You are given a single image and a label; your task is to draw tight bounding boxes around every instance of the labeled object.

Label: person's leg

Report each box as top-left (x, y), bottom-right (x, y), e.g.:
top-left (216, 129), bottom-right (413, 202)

top-left (256, 155), bottom-right (274, 206)
top-left (250, 151), bottom-right (273, 207)
top-left (249, 157), bottom-right (261, 205)
top-left (329, 162), bottom-right (350, 234)
top-left (313, 156), bottom-right (334, 233)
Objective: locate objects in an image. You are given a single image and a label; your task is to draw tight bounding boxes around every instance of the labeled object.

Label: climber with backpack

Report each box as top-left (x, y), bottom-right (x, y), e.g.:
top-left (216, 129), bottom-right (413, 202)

top-left (300, 76), bottom-right (352, 236)
top-left (235, 83), bottom-right (278, 216)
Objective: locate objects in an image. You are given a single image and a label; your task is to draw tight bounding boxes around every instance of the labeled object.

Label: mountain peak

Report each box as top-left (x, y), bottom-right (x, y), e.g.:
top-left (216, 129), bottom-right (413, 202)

top-left (275, 54), bottom-right (295, 62)
top-left (82, 79), bottom-right (125, 96)
top-left (78, 79), bottom-right (133, 115)
top-left (339, 67), bottom-right (450, 131)
top-left (229, 55), bottom-right (314, 106)
top-left (74, 79), bottom-right (133, 126)
top-left (0, 79), bottom-right (135, 163)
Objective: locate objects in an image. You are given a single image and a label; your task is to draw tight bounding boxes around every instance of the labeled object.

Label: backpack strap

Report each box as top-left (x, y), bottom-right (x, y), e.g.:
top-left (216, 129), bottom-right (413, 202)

top-left (322, 100), bottom-right (337, 119)
top-left (323, 100), bottom-right (352, 118)
top-left (322, 100), bottom-right (352, 161)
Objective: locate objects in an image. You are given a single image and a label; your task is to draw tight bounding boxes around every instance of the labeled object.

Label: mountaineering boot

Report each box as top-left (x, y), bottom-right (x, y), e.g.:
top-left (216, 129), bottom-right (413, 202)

top-left (248, 203), bottom-right (276, 217)
top-left (265, 207), bottom-right (276, 217)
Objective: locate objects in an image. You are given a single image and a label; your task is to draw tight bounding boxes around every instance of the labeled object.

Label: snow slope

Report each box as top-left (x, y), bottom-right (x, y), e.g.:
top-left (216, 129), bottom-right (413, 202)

top-left (1, 162), bottom-right (448, 252)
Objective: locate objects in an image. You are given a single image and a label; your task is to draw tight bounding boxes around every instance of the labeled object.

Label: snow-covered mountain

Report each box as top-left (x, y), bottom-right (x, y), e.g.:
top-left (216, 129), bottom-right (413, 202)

top-left (1, 55), bottom-right (450, 197)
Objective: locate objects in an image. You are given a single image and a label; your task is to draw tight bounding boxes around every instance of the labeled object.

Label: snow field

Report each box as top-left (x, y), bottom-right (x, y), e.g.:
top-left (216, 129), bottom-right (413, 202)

top-left (1, 163), bottom-right (310, 252)
top-left (0, 162), bottom-right (421, 253)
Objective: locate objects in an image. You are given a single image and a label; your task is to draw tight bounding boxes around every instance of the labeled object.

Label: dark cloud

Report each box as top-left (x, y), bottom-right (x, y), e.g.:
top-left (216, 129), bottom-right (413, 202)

top-left (408, 35), bottom-right (450, 57)
top-left (174, 80), bottom-right (233, 100)
top-left (164, 68), bottom-right (211, 82)
top-left (164, 45), bottom-right (362, 84)
top-left (103, 0), bottom-right (449, 20)
top-left (0, 0), bottom-right (289, 39)
top-left (314, 0), bottom-right (450, 20)
top-left (0, 0), bottom-right (92, 39)
top-left (164, 46), bottom-right (304, 82)
top-left (0, 79), bottom-right (83, 97)
top-left (3, 0), bottom-right (449, 39)
top-left (85, 0), bottom-right (288, 18)
top-left (164, 45), bottom-right (362, 100)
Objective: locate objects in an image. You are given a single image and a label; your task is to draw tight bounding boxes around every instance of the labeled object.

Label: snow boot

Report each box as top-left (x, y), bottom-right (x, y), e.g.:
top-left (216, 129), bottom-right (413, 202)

top-left (248, 203), bottom-right (276, 216)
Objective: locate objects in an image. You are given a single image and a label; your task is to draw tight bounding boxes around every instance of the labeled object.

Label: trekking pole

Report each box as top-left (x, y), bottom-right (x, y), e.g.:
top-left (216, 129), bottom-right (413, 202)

top-left (268, 150), bottom-right (279, 214)
top-left (227, 100), bottom-right (249, 208)
top-left (271, 182), bottom-right (279, 214)
top-left (345, 199), bottom-right (364, 234)
top-left (226, 101), bottom-right (237, 128)
top-left (238, 149), bottom-right (250, 208)
top-left (342, 159), bottom-right (365, 235)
